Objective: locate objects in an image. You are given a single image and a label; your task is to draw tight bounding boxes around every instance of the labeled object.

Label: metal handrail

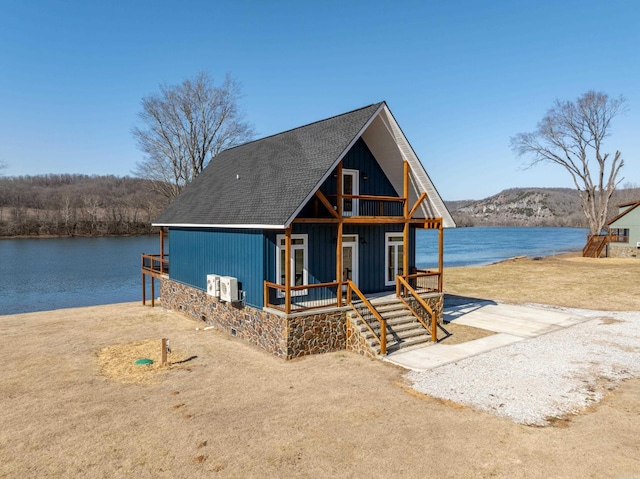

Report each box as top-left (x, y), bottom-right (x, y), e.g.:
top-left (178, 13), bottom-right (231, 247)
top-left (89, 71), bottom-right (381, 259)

top-left (396, 275), bottom-right (437, 342)
top-left (346, 280), bottom-right (387, 354)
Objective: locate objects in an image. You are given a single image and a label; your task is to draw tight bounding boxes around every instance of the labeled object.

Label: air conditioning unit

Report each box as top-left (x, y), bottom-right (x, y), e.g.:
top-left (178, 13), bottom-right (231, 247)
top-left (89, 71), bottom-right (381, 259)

top-left (636, 242), bottom-right (640, 248)
top-left (206, 274), bottom-right (221, 298)
top-left (219, 276), bottom-right (239, 302)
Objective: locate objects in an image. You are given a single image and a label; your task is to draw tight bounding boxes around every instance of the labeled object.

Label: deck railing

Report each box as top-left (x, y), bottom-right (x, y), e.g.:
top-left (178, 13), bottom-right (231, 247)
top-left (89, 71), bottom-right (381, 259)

top-left (346, 280), bottom-right (387, 354)
top-left (141, 254), bottom-right (169, 275)
top-left (327, 194), bottom-right (406, 217)
top-left (396, 275), bottom-right (438, 342)
top-left (264, 281), bottom-right (340, 313)
top-left (408, 269), bottom-right (441, 293)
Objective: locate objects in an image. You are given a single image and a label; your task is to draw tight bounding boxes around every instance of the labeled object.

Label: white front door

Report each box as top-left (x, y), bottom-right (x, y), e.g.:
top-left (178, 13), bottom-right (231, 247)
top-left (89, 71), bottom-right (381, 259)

top-left (385, 232), bottom-right (404, 286)
top-left (342, 234), bottom-right (359, 288)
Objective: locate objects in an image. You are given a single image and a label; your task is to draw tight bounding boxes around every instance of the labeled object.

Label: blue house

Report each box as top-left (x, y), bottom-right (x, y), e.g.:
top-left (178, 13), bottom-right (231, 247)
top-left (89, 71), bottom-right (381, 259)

top-left (143, 102), bottom-right (455, 359)
top-left (607, 200), bottom-right (640, 258)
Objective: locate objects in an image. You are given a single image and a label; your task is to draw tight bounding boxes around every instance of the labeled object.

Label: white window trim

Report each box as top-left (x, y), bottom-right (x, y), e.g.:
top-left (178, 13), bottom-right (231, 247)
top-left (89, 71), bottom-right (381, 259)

top-left (276, 234), bottom-right (308, 297)
top-left (341, 234), bottom-right (359, 290)
top-left (385, 232), bottom-right (404, 286)
top-left (342, 169), bottom-right (359, 217)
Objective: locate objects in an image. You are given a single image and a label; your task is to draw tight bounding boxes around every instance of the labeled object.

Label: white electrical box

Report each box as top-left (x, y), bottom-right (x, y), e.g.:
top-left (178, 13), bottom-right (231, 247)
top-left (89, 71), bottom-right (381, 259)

top-left (206, 274), bottom-right (221, 298)
top-left (219, 276), bottom-right (239, 302)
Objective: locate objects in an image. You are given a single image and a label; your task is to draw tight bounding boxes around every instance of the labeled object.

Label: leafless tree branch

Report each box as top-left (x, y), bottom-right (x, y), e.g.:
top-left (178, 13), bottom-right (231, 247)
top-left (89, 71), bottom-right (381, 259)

top-left (510, 91), bottom-right (627, 235)
top-left (132, 72), bottom-right (255, 201)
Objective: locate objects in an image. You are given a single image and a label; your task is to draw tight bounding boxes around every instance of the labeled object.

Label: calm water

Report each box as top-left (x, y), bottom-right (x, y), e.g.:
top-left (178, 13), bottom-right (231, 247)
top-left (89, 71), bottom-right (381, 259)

top-left (0, 227), bottom-right (588, 315)
top-left (0, 235), bottom-right (160, 316)
top-left (416, 226), bottom-right (588, 268)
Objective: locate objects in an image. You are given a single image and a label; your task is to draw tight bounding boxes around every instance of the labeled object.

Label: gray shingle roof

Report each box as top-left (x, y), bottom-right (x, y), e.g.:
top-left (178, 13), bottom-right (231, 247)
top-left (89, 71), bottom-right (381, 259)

top-left (154, 102), bottom-right (384, 227)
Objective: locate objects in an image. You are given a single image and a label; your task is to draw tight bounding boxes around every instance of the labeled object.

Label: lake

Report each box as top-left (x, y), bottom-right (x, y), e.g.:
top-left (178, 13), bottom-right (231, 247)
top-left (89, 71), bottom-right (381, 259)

top-left (0, 227), bottom-right (588, 315)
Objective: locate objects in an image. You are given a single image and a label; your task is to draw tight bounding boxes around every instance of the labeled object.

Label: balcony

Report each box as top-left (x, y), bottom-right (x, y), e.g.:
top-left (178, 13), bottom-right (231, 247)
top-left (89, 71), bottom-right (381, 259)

top-left (141, 254), bottom-right (169, 277)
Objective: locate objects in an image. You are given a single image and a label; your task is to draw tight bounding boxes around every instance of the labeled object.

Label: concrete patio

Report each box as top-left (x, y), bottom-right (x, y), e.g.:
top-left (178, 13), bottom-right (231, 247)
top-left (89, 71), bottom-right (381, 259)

top-left (384, 296), bottom-right (593, 371)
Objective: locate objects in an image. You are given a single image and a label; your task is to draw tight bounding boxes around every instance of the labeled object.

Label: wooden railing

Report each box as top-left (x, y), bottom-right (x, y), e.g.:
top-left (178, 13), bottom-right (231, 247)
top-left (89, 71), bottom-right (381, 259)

top-left (407, 269), bottom-right (441, 293)
top-left (141, 254), bottom-right (169, 275)
top-left (396, 275), bottom-right (438, 342)
top-left (346, 280), bottom-right (387, 354)
top-left (327, 194), bottom-right (406, 217)
top-left (264, 281), bottom-right (340, 313)
top-left (609, 233), bottom-right (629, 243)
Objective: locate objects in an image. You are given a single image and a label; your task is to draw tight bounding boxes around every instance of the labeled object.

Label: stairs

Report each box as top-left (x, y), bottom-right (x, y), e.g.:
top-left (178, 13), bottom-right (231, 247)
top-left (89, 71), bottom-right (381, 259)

top-left (349, 295), bottom-right (434, 355)
top-left (583, 234), bottom-right (609, 258)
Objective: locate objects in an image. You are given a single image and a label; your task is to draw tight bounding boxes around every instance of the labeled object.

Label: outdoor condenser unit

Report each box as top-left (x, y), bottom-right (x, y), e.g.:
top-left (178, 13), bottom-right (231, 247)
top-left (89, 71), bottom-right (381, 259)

top-left (206, 274), bottom-right (221, 298)
top-left (219, 276), bottom-right (239, 302)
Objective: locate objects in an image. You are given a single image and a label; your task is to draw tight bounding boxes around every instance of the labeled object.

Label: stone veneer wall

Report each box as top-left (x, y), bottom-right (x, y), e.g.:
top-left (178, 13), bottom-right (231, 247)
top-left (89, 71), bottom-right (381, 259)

top-left (608, 245), bottom-right (639, 258)
top-left (423, 293), bottom-right (444, 324)
top-left (160, 279), bottom-right (347, 359)
top-left (345, 313), bottom-right (378, 359)
top-left (160, 279), bottom-right (445, 360)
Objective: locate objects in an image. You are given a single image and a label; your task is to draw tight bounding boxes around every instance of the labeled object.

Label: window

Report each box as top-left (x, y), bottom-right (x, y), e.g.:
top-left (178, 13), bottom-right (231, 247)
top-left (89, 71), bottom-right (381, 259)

top-left (385, 233), bottom-right (404, 286)
top-left (342, 169), bottom-right (359, 216)
top-left (276, 234), bottom-right (308, 296)
top-left (611, 228), bottom-right (630, 243)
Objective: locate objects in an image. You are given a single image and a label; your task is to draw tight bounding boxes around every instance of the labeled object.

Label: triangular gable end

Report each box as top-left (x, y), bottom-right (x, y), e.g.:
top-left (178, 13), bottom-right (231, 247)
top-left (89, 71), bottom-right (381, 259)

top-left (608, 201), bottom-right (640, 226)
top-left (285, 103), bottom-right (455, 228)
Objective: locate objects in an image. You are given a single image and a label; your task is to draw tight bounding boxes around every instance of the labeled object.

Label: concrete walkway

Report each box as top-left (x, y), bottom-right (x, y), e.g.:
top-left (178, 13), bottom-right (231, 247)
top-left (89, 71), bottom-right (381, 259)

top-left (384, 297), bottom-right (592, 371)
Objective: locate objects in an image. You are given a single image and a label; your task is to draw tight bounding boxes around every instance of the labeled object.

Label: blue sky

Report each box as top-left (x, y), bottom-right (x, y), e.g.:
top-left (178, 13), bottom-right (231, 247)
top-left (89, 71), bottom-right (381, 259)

top-left (1, 0), bottom-right (638, 200)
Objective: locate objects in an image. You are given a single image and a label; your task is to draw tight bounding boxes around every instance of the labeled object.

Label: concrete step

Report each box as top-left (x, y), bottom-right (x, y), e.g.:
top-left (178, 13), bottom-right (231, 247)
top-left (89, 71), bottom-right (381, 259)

top-left (370, 334), bottom-right (433, 355)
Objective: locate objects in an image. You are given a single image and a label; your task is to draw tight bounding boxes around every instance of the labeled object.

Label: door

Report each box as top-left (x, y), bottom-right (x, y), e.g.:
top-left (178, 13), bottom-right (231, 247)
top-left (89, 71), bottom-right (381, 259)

top-left (342, 234), bottom-right (359, 289)
top-left (385, 233), bottom-right (404, 286)
top-left (342, 169), bottom-right (359, 216)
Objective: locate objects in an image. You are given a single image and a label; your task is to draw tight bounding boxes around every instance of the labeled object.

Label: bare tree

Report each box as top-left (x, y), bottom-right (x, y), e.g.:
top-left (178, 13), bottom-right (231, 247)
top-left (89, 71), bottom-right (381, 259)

top-left (132, 72), bottom-right (255, 200)
top-left (510, 91), bottom-right (627, 236)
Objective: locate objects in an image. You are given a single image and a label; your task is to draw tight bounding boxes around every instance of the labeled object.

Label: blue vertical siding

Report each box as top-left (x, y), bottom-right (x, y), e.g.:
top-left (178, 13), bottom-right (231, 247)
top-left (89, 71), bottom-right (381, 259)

top-left (169, 227), bottom-right (265, 308)
top-left (318, 138), bottom-right (399, 200)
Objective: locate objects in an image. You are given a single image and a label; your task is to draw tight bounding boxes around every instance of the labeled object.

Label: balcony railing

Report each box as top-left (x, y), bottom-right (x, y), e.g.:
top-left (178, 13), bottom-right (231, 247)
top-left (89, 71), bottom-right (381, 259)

top-left (264, 281), bottom-right (340, 313)
top-left (407, 269), bottom-right (441, 293)
top-left (327, 194), bottom-right (406, 217)
top-left (142, 254), bottom-right (169, 276)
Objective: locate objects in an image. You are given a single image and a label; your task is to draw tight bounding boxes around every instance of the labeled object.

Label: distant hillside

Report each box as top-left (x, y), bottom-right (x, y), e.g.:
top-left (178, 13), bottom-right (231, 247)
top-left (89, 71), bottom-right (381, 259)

top-left (0, 174), bottom-right (169, 237)
top-left (446, 187), bottom-right (640, 228)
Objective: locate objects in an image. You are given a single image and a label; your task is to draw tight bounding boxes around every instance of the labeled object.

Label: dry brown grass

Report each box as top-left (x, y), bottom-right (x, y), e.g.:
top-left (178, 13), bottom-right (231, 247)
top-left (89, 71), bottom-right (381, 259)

top-left (97, 339), bottom-right (193, 384)
top-left (1, 256), bottom-right (639, 478)
top-left (444, 252), bottom-right (640, 311)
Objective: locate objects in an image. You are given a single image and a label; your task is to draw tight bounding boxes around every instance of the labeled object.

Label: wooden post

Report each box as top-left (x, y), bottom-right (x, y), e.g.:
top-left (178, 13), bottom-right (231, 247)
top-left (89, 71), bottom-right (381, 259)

top-left (438, 219), bottom-right (444, 292)
top-left (336, 162), bottom-right (343, 307)
top-left (336, 222), bottom-right (343, 307)
top-left (285, 226), bottom-right (292, 314)
top-left (151, 276), bottom-right (155, 307)
top-left (142, 272), bottom-right (146, 306)
top-left (402, 161), bottom-right (409, 282)
top-left (161, 338), bottom-right (168, 366)
top-left (160, 228), bottom-right (165, 273)
top-left (380, 318), bottom-right (387, 355)
top-left (263, 280), bottom-right (268, 309)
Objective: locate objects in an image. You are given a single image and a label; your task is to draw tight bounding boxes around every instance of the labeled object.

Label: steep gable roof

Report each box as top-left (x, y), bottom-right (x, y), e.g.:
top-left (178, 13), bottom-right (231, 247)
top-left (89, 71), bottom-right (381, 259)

top-left (153, 102), bottom-right (455, 229)
top-left (608, 200), bottom-right (640, 226)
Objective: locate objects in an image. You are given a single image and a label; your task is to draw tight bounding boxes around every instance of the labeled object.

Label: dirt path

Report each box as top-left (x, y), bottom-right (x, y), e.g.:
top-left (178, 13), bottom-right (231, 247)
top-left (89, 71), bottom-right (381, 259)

top-left (1, 302), bottom-right (639, 478)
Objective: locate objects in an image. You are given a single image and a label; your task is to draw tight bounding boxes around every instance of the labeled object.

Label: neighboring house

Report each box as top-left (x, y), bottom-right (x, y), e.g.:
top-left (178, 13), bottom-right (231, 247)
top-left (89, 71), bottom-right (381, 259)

top-left (607, 200), bottom-right (640, 258)
top-left (142, 102), bottom-right (455, 359)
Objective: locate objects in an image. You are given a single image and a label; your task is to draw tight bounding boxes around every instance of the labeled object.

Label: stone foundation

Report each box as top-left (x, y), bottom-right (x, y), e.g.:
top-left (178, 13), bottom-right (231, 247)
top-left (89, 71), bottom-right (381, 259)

top-left (608, 245), bottom-right (639, 259)
top-left (159, 279), bottom-right (444, 360)
top-left (160, 279), bottom-right (346, 359)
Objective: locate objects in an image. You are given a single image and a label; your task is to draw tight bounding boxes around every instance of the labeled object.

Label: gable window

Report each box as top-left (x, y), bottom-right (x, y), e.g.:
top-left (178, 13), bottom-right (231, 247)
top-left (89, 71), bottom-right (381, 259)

top-left (342, 169), bottom-right (359, 216)
top-left (611, 228), bottom-right (629, 243)
top-left (276, 234), bottom-right (308, 296)
top-left (385, 233), bottom-right (404, 286)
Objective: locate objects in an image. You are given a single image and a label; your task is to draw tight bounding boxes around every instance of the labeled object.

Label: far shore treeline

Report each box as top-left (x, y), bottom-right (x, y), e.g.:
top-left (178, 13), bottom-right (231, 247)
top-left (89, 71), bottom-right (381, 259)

top-left (0, 174), bottom-right (168, 237)
top-left (0, 174), bottom-right (638, 237)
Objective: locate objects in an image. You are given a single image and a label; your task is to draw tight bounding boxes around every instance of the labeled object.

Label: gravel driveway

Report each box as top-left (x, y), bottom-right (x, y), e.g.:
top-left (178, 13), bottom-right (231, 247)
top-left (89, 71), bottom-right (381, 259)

top-left (407, 307), bottom-right (640, 425)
